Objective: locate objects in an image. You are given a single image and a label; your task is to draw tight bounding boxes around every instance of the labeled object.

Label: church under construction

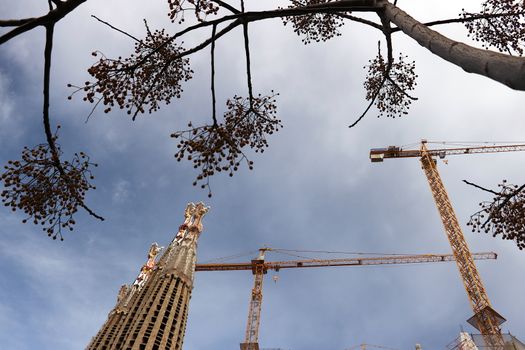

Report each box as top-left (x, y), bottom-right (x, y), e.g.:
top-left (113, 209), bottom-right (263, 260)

top-left (87, 202), bottom-right (208, 350)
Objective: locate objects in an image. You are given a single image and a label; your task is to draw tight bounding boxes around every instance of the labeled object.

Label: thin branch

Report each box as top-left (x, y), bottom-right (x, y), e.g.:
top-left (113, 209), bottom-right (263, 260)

top-left (386, 75), bottom-right (418, 100)
top-left (131, 0), bottom-right (383, 69)
top-left (43, 24), bottom-right (59, 162)
top-left (348, 98), bottom-right (377, 128)
top-left (210, 24), bottom-right (217, 126)
top-left (131, 19), bottom-right (245, 120)
top-left (464, 179), bottom-right (525, 229)
top-left (495, 183), bottom-right (525, 212)
top-left (242, 17), bottom-right (254, 105)
top-left (211, 0), bottom-right (240, 14)
top-left (350, 13), bottom-right (394, 128)
top-left (91, 15), bottom-right (141, 42)
top-left (463, 179), bottom-right (501, 196)
top-left (42, 23), bottom-right (104, 222)
top-left (337, 13), bottom-right (383, 30)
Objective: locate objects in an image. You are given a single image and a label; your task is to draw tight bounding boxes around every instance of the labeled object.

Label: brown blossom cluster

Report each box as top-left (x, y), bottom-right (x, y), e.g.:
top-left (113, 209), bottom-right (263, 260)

top-left (282, 0), bottom-right (345, 44)
top-left (461, 0), bottom-right (525, 55)
top-left (1, 140), bottom-right (97, 241)
top-left (363, 52), bottom-right (417, 118)
top-left (167, 0), bottom-right (219, 23)
top-left (171, 92), bottom-right (281, 195)
top-left (467, 180), bottom-right (525, 250)
top-left (74, 27), bottom-right (193, 117)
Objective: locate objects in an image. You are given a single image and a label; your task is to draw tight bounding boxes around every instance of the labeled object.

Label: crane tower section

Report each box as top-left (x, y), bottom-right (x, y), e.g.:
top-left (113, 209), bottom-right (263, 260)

top-left (369, 141), bottom-right (520, 346)
top-left (419, 143), bottom-right (504, 337)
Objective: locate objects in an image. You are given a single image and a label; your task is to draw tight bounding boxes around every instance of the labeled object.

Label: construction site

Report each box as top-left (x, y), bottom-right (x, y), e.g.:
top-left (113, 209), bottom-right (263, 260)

top-left (86, 142), bottom-right (525, 350)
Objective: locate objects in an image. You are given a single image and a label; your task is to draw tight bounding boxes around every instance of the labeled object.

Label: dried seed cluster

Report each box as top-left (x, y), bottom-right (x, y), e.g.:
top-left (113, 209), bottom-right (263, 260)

top-left (467, 180), bottom-right (525, 250)
top-left (1, 140), bottom-right (97, 241)
top-left (167, 0), bottom-right (219, 23)
top-left (282, 0), bottom-right (345, 44)
top-left (75, 27), bottom-right (193, 117)
top-left (364, 52), bottom-right (417, 119)
top-left (461, 0), bottom-right (525, 55)
top-left (171, 92), bottom-right (281, 196)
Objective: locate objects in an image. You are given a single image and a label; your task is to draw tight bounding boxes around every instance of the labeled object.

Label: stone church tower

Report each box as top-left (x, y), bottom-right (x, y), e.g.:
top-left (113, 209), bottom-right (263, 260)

top-left (87, 202), bottom-right (209, 350)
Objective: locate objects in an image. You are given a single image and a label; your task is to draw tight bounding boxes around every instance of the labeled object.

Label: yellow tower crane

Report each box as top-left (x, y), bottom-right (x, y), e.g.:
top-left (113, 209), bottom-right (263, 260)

top-left (370, 140), bottom-right (525, 346)
top-left (196, 247), bottom-right (497, 350)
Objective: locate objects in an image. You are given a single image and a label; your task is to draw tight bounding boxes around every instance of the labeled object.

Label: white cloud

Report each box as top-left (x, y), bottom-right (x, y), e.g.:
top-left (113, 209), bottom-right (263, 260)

top-left (112, 179), bottom-right (131, 203)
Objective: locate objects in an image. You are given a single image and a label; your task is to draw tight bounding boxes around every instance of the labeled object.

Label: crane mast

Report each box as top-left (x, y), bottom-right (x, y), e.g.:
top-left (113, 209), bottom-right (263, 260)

top-left (196, 248), bottom-right (497, 350)
top-left (242, 250), bottom-right (267, 350)
top-left (370, 141), bottom-right (518, 347)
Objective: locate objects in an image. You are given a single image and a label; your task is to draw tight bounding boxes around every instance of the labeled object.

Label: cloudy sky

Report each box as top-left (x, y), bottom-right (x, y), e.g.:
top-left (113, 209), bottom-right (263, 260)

top-left (1, 1), bottom-right (524, 349)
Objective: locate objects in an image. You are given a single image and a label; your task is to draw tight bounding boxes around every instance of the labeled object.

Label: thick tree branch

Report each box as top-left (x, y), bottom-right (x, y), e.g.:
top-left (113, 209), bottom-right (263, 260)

top-left (133, 0), bottom-right (383, 69)
top-left (383, 2), bottom-right (525, 90)
top-left (0, 18), bottom-right (36, 27)
top-left (391, 11), bottom-right (525, 33)
top-left (0, 0), bottom-right (86, 45)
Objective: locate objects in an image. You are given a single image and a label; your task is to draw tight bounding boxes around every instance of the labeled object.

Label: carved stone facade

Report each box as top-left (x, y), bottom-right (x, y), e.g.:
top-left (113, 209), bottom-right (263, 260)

top-left (87, 202), bottom-right (209, 350)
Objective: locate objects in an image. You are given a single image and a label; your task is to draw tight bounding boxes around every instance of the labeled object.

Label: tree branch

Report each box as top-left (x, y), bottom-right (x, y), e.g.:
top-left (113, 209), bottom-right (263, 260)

top-left (211, 0), bottom-right (240, 14)
top-left (391, 11), bottom-right (525, 33)
top-left (0, 18), bottom-right (36, 27)
top-left (337, 13), bottom-right (383, 30)
top-left (383, 2), bottom-right (525, 90)
top-left (210, 24), bottom-right (218, 126)
top-left (0, 0), bottom-right (86, 45)
top-left (350, 12), bottom-right (393, 128)
top-left (495, 183), bottom-right (525, 213)
top-left (463, 179), bottom-right (501, 196)
top-left (91, 15), bottom-right (141, 42)
top-left (42, 23), bottom-right (104, 222)
top-left (131, 0), bottom-right (384, 69)
top-left (241, 9), bottom-right (254, 105)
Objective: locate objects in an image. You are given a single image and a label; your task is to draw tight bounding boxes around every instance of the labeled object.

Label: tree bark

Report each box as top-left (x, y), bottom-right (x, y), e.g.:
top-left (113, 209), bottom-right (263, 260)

top-left (383, 1), bottom-right (525, 90)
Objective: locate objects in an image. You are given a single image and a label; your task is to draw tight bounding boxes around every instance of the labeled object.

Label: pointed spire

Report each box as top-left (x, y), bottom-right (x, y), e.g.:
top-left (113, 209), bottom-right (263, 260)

top-left (157, 202), bottom-right (209, 286)
top-left (87, 202), bottom-right (209, 350)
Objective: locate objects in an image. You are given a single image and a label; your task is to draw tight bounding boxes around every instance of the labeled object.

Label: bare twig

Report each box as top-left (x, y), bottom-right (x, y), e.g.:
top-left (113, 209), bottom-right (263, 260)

top-left (91, 15), bottom-right (141, 42)
top-left (337, 13), bottom-right (383, 30)
top-left (463, 179), bottom-right (501, 196)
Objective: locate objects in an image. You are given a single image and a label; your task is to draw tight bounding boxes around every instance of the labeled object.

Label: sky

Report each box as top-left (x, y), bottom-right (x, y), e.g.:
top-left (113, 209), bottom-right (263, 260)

top-left (0, 1), bottom-right (524, 349)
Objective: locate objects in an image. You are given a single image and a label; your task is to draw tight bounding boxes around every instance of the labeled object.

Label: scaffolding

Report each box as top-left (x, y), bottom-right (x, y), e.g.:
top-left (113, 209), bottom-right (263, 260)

top-left (447, 333), bottom-right (525, 350)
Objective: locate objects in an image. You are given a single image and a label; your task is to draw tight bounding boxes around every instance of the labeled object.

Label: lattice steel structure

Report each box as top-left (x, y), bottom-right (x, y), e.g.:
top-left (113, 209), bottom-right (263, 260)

top-left (196, 248), bottom-right (496, 350)
top-left (370, 141), bottom-right (519, 347)
top-left (86, 202), bottom-right (209, 350)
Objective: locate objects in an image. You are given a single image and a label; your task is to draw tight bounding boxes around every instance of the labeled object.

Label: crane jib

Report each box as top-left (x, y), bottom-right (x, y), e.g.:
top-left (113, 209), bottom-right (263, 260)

top-left (370, 143), bottom-right (525, 162)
